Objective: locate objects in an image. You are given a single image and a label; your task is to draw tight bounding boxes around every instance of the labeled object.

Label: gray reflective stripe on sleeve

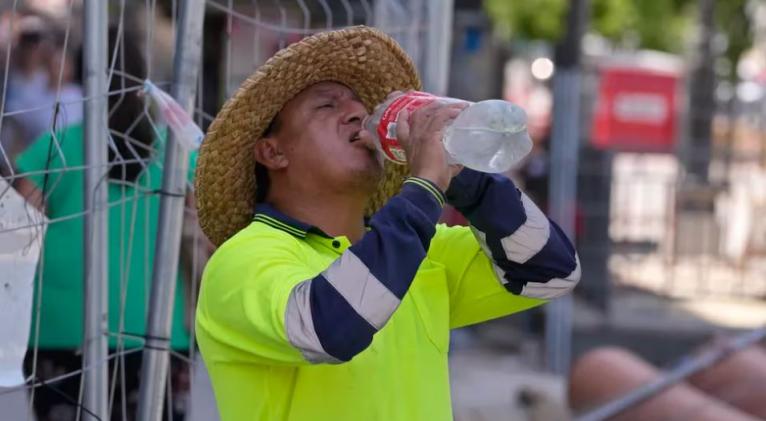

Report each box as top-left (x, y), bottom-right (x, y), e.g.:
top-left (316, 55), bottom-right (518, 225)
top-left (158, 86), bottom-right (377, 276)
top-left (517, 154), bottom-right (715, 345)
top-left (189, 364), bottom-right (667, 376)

top-left (520, 279), bottom-right (575, 299)
top-left (284, 280), bottom-right (341, 364)
top-left (500, 193), bottom-right (551, 264)
top-left (471, 226), bottom-right (492, 257)
top-left (471, 226), bottom-right (509, 285)
top-left (491, 264), bottom-right (508, 286)
top-left (520, 254), bottom-right (581, 299)
top-left (322, 251), bottom-right (401, 330)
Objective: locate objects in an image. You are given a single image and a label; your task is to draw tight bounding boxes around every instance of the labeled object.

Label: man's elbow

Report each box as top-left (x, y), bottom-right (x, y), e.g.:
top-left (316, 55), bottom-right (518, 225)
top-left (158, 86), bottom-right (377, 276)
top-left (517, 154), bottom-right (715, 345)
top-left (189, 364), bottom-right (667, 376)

top-left (519, 252), bottom-right (581, 300)
top-left (552, 234), bottom-right (582, 288)
top-left (564, 252), bottom-right (581, 284)
top-left (553, 251), bottom-right (581, 297)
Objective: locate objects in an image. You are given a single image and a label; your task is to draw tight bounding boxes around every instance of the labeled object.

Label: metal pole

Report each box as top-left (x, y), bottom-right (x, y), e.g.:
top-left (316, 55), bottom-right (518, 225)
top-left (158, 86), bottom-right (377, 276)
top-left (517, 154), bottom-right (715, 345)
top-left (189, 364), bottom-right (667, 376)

top-left (685, 0), bottom-right (716, 184)
top-left (82, 0), bottom-right (109, 420)
top-left (424, 0), bottom-right (454, 96)
top-left (136, 1), bottom-right (205, 420)
top-left (545, 0), bottom-right (590, 377)
top-left (576, 326), bottom-right (766, 421)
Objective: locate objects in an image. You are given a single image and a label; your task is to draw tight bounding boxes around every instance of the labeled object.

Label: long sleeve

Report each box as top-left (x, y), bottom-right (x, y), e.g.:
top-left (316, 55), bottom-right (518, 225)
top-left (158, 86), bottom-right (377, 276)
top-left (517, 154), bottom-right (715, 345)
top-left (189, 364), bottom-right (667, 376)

top-left (445, 168), bottom-right (580, 299)
top-left (196, 177), bottom-right (445, 366)
top-left (286, 178), bottom-right (444, 363)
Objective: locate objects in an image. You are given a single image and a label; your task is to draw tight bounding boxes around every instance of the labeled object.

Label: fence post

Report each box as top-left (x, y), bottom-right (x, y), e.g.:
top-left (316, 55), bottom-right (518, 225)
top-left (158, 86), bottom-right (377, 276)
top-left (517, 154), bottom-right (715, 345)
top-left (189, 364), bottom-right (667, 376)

top-left (82, 0), bottom-right (109, 420)
top-left (545, 0), bottom-right (590, 377)
top-left (424, 0), bottom-right (454, 96)
top-left (136, 1), bottom-right (206, 420)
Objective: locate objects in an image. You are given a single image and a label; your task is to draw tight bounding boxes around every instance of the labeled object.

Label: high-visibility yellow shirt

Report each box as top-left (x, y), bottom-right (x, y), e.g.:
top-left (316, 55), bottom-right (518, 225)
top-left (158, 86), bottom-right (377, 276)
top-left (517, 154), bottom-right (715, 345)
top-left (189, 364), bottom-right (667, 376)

top-left (196, 172), bottom-right (580, 421)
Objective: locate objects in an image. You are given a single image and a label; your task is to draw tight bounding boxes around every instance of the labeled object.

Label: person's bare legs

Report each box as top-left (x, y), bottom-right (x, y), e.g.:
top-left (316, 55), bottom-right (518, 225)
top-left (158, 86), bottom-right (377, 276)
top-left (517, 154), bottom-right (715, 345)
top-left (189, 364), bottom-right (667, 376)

top-left (687, 344), bottom-right (766, 419)
top-left (569, 347), bottom-right (760, 421)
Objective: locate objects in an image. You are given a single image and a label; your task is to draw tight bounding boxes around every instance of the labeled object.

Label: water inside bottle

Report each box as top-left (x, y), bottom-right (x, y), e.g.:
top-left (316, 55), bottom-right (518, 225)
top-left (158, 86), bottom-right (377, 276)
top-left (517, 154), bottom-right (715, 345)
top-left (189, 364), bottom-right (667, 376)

top-left (443, 100), bottom-right (533, 173)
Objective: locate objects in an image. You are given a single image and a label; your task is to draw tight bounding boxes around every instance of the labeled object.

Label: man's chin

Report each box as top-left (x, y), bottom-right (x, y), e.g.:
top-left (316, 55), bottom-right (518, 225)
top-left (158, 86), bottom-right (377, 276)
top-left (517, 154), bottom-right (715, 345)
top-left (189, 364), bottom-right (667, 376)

top-left (360, 164), bottom-right (385, 187)
top-left (349, 159), bottom-right (384, 191)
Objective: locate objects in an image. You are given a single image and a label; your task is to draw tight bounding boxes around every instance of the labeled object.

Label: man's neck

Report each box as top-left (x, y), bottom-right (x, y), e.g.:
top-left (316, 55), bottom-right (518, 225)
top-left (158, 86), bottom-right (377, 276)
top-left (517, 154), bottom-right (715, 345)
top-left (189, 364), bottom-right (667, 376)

top-left (267, 189), bottom-right (368, 243)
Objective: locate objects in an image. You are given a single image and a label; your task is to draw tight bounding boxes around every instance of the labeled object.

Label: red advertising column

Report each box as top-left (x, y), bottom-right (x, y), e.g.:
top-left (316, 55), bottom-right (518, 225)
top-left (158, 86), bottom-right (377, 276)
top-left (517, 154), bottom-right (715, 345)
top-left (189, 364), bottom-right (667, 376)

top-left (591, 66), bottom-right (680, 153)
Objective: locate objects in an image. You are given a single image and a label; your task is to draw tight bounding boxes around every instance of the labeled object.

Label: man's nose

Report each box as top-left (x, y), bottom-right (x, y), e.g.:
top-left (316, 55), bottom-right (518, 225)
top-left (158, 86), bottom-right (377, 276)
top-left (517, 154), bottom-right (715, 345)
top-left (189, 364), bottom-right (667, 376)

top-left (343, 100), bottom-right (368, 126)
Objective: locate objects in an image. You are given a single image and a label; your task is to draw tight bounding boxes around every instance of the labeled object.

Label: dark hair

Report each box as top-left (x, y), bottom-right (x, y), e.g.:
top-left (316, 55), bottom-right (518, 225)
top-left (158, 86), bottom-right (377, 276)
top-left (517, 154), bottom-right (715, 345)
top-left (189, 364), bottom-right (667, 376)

top-left (254, 116), bottom-right (280, 203)
top-left (77, 28), bottom-right (154, 182)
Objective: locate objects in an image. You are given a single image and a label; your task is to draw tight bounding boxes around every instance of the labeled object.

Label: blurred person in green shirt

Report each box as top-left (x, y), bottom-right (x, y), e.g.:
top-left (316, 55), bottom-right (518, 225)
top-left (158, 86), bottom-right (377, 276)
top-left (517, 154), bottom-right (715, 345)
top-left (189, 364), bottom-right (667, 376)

top-left (13, 28), bottom-right (197, 421)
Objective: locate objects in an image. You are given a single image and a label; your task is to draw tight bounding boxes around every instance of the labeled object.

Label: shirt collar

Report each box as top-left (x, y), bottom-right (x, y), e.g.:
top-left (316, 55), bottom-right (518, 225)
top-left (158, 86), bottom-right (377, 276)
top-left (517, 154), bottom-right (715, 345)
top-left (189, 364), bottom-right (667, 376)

top-left (253, 203), bottom-right (321, 238)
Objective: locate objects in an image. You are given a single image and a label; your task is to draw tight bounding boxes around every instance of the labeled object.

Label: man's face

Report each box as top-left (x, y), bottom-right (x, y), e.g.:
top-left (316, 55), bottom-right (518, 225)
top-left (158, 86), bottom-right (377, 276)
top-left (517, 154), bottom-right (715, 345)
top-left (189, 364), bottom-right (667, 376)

top-left (267, 81), bottom-right (384, 194)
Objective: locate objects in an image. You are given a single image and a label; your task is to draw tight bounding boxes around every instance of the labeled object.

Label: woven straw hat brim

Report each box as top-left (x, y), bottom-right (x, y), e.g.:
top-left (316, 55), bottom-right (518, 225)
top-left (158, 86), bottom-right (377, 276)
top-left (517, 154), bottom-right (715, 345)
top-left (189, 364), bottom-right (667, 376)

top-left (195, 26), bottom-right (421, 246)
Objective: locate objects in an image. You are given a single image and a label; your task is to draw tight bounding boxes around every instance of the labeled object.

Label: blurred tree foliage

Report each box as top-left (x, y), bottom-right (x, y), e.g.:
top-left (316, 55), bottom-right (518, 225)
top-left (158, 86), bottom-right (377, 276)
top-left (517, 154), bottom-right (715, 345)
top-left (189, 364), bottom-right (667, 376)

top-left (484, 0), bottom-right (753, 69)
top-left (716, 0), bottom-right (753, 77)
top-left (483, 0), bottom-right (569, 41)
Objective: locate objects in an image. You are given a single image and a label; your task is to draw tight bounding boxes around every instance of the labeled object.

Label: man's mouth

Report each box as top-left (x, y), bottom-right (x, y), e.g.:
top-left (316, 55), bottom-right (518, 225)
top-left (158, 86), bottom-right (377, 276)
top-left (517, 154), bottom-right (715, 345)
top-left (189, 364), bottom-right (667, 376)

top-left (348, 130), bottom-right (379, 156)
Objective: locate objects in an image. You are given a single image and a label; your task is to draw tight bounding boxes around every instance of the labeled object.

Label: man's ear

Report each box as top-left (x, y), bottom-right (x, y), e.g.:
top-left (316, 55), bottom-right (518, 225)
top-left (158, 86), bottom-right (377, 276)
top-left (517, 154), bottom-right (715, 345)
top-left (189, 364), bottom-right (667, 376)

top-left (254, 137), bottom-right (288, 170)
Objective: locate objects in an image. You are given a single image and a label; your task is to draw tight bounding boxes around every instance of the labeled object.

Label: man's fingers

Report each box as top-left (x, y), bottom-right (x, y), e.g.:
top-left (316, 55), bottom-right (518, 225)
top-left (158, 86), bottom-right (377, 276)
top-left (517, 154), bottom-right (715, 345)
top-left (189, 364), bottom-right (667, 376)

top-left (437, 105), bottom-right (464, 121)
top-left (395, 109), bottom-right (411, 147)
top-left (410, 101), bottom-right (465, 127)
top-left (426, 106), bottom-right (462, 135)
top-left (401, 100), bottom-right (468, 148)
top-left (409, 101), bottom-right (442, 123)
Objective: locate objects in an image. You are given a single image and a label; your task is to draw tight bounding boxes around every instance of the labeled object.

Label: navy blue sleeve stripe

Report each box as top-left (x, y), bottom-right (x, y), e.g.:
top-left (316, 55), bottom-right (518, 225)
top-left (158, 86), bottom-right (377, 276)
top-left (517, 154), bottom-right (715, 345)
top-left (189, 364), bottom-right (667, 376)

top-left (310, 275), bottom-right (377, 362)
top-left (284, 280), bottom-right (340, 364)
top-left (487, 221), bottom-right (578, 293)
top-left (321, 250), bottom-right (401, 330)
top-left (350, 180), bottom-right (442, 298)
top-left (284, 179), bottom-right (442, 363)
top-left (446, 168), bottom-right (580, 299)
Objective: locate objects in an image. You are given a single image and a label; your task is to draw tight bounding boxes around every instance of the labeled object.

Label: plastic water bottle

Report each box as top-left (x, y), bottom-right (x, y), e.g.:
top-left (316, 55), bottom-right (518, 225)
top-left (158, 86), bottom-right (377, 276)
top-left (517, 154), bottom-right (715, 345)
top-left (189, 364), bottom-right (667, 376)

top-left (365, 91), bottom-right (533, 173)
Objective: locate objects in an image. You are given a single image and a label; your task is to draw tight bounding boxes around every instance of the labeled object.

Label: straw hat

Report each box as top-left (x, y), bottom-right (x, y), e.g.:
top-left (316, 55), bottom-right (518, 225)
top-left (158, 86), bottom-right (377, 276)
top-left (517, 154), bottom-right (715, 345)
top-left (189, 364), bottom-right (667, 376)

top-left (195, 26), bottom-right (421, 246)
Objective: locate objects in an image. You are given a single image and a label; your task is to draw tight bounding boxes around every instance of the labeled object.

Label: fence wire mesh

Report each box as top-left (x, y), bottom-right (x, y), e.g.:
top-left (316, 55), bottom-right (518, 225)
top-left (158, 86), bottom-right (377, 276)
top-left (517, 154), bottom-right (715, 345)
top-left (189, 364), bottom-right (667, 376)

top-left (0, 1), bottom-right (446, 420)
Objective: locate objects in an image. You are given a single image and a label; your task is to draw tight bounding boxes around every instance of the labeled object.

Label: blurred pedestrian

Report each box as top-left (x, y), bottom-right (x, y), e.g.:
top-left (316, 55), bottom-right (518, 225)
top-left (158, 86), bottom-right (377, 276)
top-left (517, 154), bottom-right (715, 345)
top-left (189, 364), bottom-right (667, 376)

top-left (13, 28), bottom-right (196, 421)
top-left (5, 14), bottom-right (50, 112)
top-left (40, 34), bottom-right (83, 135)
top-left (0, 12), bottom-right (52, 174)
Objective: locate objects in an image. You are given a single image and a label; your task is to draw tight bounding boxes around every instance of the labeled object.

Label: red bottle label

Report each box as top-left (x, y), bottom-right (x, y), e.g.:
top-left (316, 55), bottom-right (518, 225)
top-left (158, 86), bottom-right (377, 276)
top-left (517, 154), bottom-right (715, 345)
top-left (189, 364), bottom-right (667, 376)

top-left (376, 92), bottom-right (437, 164)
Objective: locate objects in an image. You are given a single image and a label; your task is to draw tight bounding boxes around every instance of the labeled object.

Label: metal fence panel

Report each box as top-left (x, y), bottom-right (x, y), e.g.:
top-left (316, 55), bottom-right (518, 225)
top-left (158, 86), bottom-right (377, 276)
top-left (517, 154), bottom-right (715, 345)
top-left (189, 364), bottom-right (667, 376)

top-left (0, 2), bottom-right (451, 420)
